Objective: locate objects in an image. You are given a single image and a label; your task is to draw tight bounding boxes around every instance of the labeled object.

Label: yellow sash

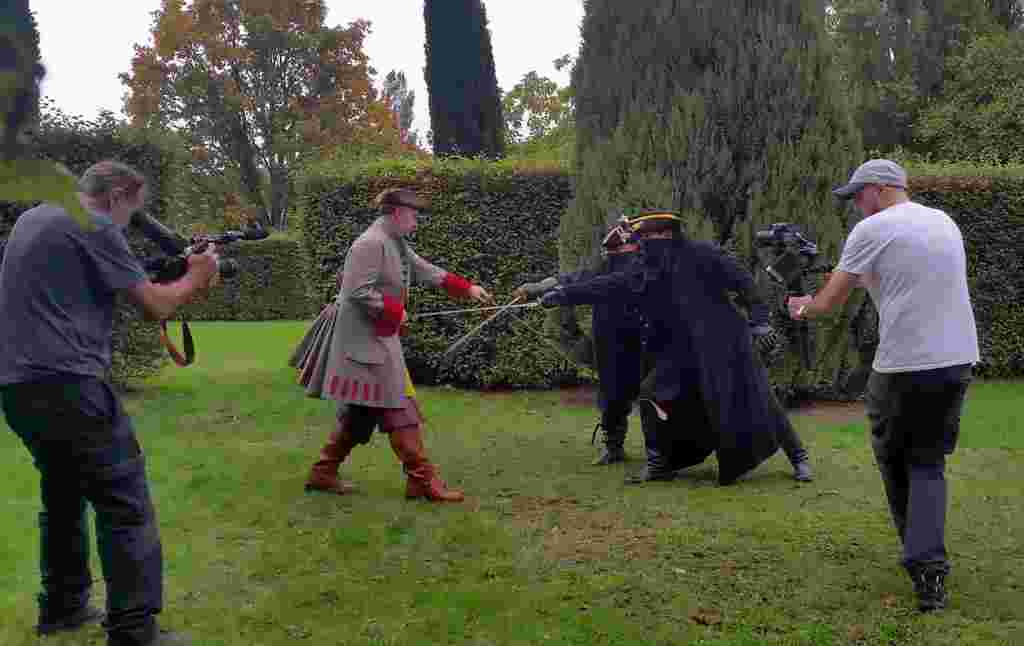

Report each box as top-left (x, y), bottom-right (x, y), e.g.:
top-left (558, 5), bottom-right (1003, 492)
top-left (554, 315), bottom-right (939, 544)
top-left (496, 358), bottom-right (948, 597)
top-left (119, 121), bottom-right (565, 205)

top-left (404, 367), bottom-right (416, 398)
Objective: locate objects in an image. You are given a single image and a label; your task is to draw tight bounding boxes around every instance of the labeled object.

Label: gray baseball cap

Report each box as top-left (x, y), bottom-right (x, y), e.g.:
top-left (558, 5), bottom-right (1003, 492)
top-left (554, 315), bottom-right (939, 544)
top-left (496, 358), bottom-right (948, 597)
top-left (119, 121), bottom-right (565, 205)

top-left (833, 159), bottom-right (908, 199)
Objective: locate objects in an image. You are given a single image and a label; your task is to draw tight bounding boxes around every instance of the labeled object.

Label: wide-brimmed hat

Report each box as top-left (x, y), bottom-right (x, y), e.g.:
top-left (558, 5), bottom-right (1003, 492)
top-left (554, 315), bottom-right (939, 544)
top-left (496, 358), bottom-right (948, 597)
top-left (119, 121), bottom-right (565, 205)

top-left (372, 188), bottom-right (431, 213)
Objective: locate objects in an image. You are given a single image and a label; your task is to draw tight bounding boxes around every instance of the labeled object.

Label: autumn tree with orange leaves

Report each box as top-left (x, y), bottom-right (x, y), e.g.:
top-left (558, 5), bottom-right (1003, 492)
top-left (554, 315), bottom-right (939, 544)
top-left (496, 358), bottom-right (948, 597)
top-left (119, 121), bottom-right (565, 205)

top-left (120, 0), bottom-right (402, 229)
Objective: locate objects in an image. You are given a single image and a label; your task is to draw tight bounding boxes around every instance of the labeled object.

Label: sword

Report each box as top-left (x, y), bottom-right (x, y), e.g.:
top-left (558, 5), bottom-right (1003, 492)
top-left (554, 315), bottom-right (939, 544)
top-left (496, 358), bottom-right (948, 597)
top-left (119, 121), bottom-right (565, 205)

top-left (440, 295), bottom-right (527, 362)
top-left (413, 302), bottom-right (541, 319)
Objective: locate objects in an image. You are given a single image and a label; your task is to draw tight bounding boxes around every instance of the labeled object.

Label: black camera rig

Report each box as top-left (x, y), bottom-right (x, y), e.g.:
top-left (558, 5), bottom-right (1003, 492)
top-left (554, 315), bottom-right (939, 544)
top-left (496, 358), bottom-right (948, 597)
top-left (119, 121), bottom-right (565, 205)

top-left (754, 223), bottom-right (834, 370)
top-left (131, 211), bottom-right (268, 284)
top-left (129, 211), bottom-right (269, 366)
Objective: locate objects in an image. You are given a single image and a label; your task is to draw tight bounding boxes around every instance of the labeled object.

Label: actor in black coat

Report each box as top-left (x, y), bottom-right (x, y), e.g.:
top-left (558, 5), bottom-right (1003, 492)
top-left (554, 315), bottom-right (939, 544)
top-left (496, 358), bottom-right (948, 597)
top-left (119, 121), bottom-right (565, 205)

top-left (541, 215), bottom-right (808, 485)
top-left (516, 220), bottom-right (651, 465)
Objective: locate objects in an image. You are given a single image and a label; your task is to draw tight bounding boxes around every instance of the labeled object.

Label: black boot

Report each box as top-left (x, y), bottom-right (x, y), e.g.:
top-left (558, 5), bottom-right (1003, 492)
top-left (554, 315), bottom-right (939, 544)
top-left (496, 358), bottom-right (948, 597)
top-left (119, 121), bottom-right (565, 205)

top-left (625, 403), bottom-right (675, 484)
top-left (908, 564), bottom-right (949, 612)
top-left (37, 603), bottom-right (104, 636)
top-left (592, 411), bottom-right (627, 466)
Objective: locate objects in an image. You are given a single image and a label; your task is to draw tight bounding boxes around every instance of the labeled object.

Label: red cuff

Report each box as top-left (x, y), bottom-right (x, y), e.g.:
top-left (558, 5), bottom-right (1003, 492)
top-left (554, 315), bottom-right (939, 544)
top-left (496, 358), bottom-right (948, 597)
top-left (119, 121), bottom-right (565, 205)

top-left (375, 295), bottom-right (405, 337)
top-left (442, 273), bottom-right (474, 299)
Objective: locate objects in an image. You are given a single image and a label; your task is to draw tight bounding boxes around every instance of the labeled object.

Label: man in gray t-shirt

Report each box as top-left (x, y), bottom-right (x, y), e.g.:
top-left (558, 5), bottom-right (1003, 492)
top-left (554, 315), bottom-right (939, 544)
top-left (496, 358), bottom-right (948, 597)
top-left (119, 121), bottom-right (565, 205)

top-left (0, 203), bottom-right (147, 384)
top-left (0, 161), bottom-right (218, 646)
top-left (786, 159), bottom-right (978, 614)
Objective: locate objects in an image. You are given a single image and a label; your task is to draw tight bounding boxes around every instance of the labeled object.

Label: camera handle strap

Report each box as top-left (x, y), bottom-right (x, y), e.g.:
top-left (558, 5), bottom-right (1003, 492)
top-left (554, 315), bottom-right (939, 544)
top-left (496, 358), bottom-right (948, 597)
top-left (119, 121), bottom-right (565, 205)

top-left (159, 318), bottom-right (195, 367)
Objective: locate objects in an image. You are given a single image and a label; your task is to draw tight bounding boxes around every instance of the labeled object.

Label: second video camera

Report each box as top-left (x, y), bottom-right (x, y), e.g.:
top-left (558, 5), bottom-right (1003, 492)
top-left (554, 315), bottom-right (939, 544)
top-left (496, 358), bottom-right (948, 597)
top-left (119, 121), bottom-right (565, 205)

top-left (131, 211), bottom-right (269, 284)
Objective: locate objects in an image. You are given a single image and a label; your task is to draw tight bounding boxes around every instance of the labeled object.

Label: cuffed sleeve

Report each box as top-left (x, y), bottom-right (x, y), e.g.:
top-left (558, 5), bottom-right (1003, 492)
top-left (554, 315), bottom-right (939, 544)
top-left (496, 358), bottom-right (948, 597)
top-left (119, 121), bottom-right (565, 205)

top-left (441, 272), bottom-right (473, 298)
top-left (375, 294), bottom-right (405, 337)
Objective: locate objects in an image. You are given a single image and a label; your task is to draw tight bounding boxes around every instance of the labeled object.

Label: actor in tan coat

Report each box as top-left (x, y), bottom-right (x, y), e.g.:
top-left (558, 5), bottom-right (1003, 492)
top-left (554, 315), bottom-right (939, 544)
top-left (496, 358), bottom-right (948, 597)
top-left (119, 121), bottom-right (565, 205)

top-left (301, 188), bottom-right (492, 502)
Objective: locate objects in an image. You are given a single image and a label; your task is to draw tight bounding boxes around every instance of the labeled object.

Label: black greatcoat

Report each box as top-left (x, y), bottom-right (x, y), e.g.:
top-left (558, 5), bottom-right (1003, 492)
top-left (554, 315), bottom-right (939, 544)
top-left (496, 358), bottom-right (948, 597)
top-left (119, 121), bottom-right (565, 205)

top-left (559, 253), bottom-right (648, 411)
top-left (554, 237), bottom-right (783, 484)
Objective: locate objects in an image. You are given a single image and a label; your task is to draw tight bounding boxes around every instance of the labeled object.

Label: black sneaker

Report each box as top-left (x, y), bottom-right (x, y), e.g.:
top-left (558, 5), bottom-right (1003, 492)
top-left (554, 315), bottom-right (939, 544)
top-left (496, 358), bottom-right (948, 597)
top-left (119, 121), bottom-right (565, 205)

top-left (792, 460), bottom-right (814, 482)
top-left (37, 604), bottom-right (105, 635)
top-left (911, 567), bottom-right (949, 612)
top-left (625, 464), bottom-right (677, 484)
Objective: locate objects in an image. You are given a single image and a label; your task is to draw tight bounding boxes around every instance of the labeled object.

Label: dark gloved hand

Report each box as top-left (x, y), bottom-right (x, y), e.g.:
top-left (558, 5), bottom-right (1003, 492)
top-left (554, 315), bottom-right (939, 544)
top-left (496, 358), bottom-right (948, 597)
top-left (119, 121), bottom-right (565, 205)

top-left (753, 326), bottom-right (782, 358)
top-left (749, 302), bottom-right (771, 329)
top-left (540, 287), bottom-right (567, 309)
top-left (513, 276), bottom-right (559, 301)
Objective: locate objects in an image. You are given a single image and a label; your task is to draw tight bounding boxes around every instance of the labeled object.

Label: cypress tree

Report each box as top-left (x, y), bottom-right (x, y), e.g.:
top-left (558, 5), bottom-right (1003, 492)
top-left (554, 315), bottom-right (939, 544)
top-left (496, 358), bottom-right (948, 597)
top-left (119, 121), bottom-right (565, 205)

top-left (562, 0), bottom-right (866, 400)
top-left (423, 0), bottom-right (505, 158)
top-left (0, 0), bottom-right (44, 157)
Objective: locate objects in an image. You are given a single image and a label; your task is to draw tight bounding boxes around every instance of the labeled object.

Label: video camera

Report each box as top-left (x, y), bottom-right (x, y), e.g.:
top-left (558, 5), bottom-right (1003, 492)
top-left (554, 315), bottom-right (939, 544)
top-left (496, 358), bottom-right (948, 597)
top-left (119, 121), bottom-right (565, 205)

top-left (130, 211), bottom-right (269, 284)
top-left (754, 223), bottom-right (832, 288)
top-left (128, 212), bottom-right (269, 367)
top-left (754, 223), bottom-right (834, 370)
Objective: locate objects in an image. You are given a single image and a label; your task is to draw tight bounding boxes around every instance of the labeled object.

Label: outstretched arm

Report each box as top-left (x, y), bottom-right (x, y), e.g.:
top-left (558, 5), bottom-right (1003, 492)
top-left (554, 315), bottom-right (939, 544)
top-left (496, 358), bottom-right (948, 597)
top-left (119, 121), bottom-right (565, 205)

top-left (407, 247), bottom-right (493, 303)
top-left (541, 267), bottom-right (643, 308)
top-left (514, 257), bottom-right (608, 300)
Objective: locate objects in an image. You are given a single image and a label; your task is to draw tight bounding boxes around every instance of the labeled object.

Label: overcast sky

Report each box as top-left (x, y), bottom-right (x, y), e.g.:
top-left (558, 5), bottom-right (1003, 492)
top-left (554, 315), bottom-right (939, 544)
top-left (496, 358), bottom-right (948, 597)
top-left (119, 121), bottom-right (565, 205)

top-left (31, 0), bottom-right (584, 139)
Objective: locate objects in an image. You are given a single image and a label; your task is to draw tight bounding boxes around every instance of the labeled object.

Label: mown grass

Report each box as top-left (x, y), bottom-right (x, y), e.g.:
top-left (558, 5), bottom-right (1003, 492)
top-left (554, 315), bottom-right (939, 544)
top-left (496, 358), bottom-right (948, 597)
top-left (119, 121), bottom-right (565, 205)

top-left (2, 321), bottom-right (1022, 646)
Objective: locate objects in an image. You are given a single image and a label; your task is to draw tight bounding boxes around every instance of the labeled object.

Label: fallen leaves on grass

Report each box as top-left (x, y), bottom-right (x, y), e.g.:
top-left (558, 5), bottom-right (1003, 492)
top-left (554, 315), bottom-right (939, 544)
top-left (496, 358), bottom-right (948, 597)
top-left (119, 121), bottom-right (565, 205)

top-left (689, 607), bottom-right (723, 626)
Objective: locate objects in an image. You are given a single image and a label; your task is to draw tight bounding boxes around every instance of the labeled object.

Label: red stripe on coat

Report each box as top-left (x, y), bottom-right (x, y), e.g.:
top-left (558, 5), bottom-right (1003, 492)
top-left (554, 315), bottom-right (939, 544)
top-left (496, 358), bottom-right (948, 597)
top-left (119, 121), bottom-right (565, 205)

top-left (329, 375), bottom-right (339, 395)
top-left (373, 383), bottom-right (382, 401)
top-left (363, 383), bottom-right (371, 401)
top-left (340, 379), bottom-right (350, 398)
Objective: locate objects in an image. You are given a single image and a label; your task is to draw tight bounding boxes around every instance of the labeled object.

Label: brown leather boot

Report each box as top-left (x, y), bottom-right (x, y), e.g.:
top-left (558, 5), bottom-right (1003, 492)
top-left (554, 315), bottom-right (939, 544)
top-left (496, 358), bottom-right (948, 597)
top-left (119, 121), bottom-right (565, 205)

top-left (304, 420), bottom-right (358, 495)
top-left (388, 426), bottom-right (464, 502)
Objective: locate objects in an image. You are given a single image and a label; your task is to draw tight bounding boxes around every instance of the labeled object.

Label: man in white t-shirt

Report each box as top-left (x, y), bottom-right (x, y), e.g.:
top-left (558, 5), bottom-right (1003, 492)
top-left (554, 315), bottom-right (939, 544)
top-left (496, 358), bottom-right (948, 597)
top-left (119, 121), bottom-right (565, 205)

top-left (786, 159), bottom-right (978, 613)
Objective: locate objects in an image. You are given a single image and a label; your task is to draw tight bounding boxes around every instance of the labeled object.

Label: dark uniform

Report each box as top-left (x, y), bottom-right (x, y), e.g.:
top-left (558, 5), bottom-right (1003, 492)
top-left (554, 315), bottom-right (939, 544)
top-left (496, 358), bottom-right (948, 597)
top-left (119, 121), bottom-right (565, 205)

top-left (542, 212), bottom-right (811, 484)
top-left (516, 219), bottom-right (650, 465)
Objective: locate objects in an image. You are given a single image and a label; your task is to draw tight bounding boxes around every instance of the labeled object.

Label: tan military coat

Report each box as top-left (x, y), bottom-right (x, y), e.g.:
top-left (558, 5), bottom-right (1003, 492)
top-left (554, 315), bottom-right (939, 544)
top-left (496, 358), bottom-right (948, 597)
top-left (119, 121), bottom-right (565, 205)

top-left (300, 217), bottom-right (464, 408)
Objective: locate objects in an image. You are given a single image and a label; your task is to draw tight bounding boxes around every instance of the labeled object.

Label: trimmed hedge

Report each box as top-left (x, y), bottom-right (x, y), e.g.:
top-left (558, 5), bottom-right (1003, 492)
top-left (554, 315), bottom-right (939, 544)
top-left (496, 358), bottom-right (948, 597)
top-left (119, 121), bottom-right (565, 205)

top-left (298, 158), bottom-right (586, 389)
top-left (177, 235), bottom-right (316, 321)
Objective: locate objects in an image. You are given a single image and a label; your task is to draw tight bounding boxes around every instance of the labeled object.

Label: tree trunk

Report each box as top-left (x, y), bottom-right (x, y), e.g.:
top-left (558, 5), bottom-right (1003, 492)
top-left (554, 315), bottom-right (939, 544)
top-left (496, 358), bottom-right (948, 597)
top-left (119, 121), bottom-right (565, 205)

top-left (268, 164), bottom-right (290, 230)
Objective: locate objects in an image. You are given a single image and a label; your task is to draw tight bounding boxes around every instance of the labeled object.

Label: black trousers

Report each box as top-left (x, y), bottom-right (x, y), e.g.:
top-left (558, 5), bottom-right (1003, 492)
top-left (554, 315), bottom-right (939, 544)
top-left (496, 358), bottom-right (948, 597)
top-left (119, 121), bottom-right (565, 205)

top-left (865, 365), bottom-right (972, 573)
top-left (2, 376), bottom-right (163, 646)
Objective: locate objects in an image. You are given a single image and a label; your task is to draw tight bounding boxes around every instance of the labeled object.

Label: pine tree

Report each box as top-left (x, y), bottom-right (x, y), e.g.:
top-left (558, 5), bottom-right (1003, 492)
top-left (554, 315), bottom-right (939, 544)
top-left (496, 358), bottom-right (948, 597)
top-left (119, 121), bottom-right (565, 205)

top-left (562, 0), bottom-right (865, 400)
top-left (423, 0), bottom-right (505, 157)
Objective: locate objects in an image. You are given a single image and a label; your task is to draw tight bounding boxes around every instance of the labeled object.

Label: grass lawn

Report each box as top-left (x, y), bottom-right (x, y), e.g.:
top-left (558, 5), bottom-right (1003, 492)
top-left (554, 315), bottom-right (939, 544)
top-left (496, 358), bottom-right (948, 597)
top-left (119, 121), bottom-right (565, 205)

top-left (2, 321), bottom-right (1022, 646)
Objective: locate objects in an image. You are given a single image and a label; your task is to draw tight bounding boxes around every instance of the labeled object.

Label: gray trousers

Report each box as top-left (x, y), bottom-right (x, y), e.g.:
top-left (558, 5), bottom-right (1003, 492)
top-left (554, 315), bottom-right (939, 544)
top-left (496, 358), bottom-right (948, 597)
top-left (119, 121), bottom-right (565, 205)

top-left (865, 365), bottom-right (972, 573)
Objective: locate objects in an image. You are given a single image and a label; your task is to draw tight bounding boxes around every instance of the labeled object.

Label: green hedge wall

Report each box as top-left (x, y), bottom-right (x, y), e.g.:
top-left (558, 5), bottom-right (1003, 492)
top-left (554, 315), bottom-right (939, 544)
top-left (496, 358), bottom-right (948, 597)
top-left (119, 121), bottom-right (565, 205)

top-left (177, 235), bottom-right (316, 321)
top-left (298, 159), bottom-right (587, 389)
